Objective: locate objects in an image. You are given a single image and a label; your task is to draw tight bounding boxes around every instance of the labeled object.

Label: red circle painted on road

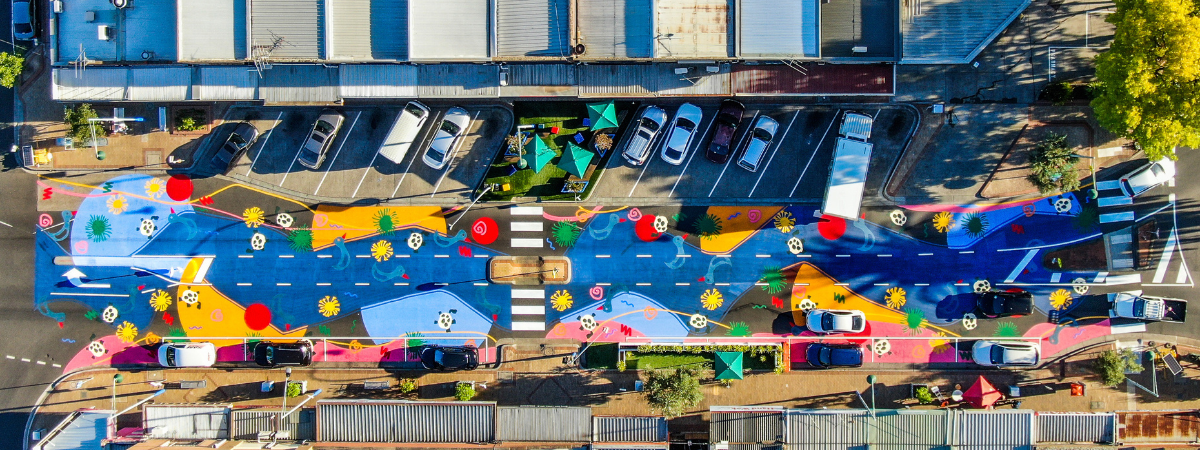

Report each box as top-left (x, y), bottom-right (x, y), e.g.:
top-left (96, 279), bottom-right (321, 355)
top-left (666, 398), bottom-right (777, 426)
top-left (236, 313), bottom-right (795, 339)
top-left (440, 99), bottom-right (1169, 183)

top-left (471, 217), bottom-right (499, 245)
top-left (165, 174), bottom-right (194, 201)
top-left (817, 215), bottom-right (847, 240)
top-left (635, 215), bottom-right (660, 242)
top-left (244, 303), bottom-right (271, 331)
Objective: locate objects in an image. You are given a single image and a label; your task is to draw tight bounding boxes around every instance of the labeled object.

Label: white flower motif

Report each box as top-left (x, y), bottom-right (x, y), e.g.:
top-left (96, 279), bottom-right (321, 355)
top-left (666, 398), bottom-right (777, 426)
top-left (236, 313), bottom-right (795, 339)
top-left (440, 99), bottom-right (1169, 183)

top-left (407, 232), bottom-right (424, 251)
top-left (250, 232), bottom-right (267, 251)
top-left (436, 312), bottom-right (454, 330)
top-left (872, 339), bottom-right (891, 356)
top-left (973, 280), bottom-right (991, 294)
top-left (579, 313), bottom-right (598, 331)
top-left (101, 305), bottom-right (119, 324)
top-left (87, 340), bottom-right (106, 357)
top-left (139, 218), bottom-right (156, 237)
top-left (689, 313), bottom-right (708, 329)
top-left (961, 313), bottom-right (978, 330)
top-left (276, 213), bottom-right (294, 228)
top-left (890, 210), bottom-right (908, 226)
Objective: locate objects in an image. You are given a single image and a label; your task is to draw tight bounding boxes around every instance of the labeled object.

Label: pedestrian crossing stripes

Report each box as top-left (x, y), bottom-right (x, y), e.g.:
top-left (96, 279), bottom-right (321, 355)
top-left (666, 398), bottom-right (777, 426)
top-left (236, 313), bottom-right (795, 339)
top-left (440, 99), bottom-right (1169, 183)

top-left (509, 206), bottom-right (544, 216)
top-left (511, 238), bottom-right (544, 248)
top-left (511, 288), bottom-right (547, 332)
top-left (510, 222), bottom-right (544, 232)
top-left (1095, 180), bottom-right (1122, 191)
top-left (512, 289), bottom-right (545, 299)
top-left (1097, 196), bottom-right (1132, 208)
top-left (1099, 211), bottom-right (1135, 223)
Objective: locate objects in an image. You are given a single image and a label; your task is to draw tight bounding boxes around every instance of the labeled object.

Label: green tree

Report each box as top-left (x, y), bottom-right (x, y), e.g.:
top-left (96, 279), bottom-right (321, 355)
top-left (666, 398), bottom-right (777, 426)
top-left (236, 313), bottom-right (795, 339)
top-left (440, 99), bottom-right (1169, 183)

top-left (64, 104), bottom-right (108, 144)
top-left (1027, 132), bottom-right (1081, 194)
top-left (643, 367), bottom-right (704, 418)
top-left (1094, 349), bottom-right (1144, 387)
top-left (0, 52), bottom-right (24, 89)
top-left (455, 382), bottom-right (477, 401)
top-left (1091, 0), bottom-right (1200, 160)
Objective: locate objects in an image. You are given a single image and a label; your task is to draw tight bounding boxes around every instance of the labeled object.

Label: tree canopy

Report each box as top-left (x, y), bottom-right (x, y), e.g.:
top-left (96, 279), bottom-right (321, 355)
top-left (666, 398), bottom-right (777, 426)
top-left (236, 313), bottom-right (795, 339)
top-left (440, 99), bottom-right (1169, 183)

top-left (0, 52), bottom-right (24, 89)
top-left (1092, 0), bottom-right (1200, 160)
top-left (643, 367), bottom-right (704, 418)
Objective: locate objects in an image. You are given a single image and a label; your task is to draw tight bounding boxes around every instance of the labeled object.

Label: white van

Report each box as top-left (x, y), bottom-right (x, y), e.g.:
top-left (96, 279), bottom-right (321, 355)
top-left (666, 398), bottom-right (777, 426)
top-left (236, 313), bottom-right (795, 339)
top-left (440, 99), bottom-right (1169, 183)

top-left (378, 101), bottom-right (431, 164)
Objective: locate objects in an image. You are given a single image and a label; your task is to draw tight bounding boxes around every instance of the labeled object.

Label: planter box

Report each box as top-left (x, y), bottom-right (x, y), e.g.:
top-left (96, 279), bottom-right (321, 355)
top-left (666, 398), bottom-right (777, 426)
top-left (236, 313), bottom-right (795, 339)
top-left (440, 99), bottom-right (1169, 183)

top-left (170, 106), bottom-right (213, 136)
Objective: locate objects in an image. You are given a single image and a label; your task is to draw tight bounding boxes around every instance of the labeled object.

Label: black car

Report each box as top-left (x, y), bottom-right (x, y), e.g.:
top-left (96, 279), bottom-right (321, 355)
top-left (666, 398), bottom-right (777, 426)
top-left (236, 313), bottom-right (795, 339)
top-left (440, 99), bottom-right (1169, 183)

top-left (212, 122), bottom-right (260, 174)
top-left (806, 343), bottom-right (864, 368)
top-left (705, 99), bottom-right (745, 163)
top-left (420, 345), bottom-right (479, 371)
top-left (977, 290), bottom-right (1034, 318)
top-left (253, 341), bottom-right (314, 367)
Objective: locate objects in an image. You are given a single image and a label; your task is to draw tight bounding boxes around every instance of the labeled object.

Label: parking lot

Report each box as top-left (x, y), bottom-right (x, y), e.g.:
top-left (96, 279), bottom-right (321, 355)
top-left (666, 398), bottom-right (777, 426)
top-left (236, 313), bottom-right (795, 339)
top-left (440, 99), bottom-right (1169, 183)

top-left (590, 103), bottom-right (916, 203)
top-left (207, 104), bottom-right (511, 202)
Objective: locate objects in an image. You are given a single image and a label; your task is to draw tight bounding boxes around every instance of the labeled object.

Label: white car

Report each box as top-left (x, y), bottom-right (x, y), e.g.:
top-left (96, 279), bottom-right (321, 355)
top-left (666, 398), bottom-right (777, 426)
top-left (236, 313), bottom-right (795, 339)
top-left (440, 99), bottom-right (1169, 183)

top-left (622, 106), bottom-right (668, 166)
top-left (806, 309), bottom-right (867, 334)
top-left (158, 342), bottom-right (217, 367)
top-left (1118, 158), bottom-right (1176, 197)
top-left (971, 341), bottom-right (1039, 367)
top-left (422, 107), bottom-right (471, 170)
top-left (660, 103), bottom-right (704, 165)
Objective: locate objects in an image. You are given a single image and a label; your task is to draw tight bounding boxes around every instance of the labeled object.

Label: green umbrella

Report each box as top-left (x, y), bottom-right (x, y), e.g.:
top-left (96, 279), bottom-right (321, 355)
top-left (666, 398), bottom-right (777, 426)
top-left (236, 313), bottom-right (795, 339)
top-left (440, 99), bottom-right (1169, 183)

top-left (522, 136), bottom-right (554, 173)
top-left (586, 101), bottom-right (620, 130)
top-left (714, 351), bottom-right (744, 380)
top-left (557, 142), bottom-right (594, 178)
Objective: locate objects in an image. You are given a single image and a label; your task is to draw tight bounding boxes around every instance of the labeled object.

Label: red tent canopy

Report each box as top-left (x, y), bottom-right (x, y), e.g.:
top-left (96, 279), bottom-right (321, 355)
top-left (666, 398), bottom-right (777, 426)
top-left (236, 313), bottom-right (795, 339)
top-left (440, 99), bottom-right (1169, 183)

top-left (963, 375), bottom-right (1004, 408)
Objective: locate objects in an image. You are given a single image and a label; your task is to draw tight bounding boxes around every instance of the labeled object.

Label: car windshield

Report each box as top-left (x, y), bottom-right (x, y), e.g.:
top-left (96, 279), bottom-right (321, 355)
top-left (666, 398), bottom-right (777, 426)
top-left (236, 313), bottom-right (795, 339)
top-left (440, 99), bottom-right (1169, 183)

top-left (165, 348), bottom-right (176, 366)
top-left (640, 117), bottom-right (661, 132)
top-left (1133, 299), bottom-right (1146, 317)
top-left (299, 148), bottom-right (319, 162)
top-left (754, 129), bottom-right (773, 141)
top-left (315, 120), bottom-right (335, 135)
top-left (404, 104), bottom-right (425, 117)
top-left (819, 348), bottom-right (831, 365)
top-left (821, 314), bottom-right (834, 330)
top-left (717, 115), bottom-right (737, 127)
top-left (440, 120), bottom-right (461, 135)
top-left (1151, 165), bottom-right (1165, 177)
top-left (677, 118), bottom-right (696, 132)
top-left (427, 146), bottom-right (446, 162)
top-left (991, 345), bottom-right (1005, 363)
top-left (229, 133), bottom-right (247, 147)
top-left (852, 317), bottom-right (864, 331)
top-left (15, 23), bottom-right (31, 34)
top-left (265, 347), bottom-right (275, 364)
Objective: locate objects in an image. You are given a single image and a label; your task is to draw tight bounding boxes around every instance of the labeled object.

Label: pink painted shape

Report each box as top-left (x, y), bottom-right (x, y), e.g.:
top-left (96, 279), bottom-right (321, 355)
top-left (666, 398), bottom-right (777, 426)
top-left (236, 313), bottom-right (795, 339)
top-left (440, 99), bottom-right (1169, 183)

top-left (544, 321), bottom-right (648, 342)
top-left (1025, 320), bottom-right (1111, 358)
top-left (900, 199), bottom-right (1041, 214)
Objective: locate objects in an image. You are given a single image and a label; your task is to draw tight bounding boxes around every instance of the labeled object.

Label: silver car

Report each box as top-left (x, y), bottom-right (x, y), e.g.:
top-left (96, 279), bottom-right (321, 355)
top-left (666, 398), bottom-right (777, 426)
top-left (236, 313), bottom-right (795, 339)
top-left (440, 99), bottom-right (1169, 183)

top-left (422, 107), bottom-right (471, 170)
top-left (297, 109), bottom-right (345, 170)
top-left (1118, 158), bottom-right (1176, 197)
top-left (971, 341), bottom-right (1039, 367)
top-left (660, 103), bottom-right (704, 165)
top-left (805, 309), bottom-right (867, 334)
top-left (736, 115), bottom-right (780, 172)
top-left (622, 106), bottom-right (667, 166)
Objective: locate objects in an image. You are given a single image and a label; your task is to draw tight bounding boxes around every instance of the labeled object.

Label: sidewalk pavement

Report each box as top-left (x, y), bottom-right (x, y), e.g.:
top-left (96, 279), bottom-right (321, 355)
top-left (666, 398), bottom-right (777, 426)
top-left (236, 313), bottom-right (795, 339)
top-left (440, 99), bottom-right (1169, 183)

top-left (29, 336), bottom-right (1200, 437)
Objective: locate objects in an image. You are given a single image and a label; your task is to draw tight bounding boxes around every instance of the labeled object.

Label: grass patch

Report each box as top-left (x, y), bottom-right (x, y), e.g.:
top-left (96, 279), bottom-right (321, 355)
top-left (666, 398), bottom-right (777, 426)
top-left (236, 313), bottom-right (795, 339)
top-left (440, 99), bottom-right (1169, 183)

top-left (582, 343), bottom-right (618, 369)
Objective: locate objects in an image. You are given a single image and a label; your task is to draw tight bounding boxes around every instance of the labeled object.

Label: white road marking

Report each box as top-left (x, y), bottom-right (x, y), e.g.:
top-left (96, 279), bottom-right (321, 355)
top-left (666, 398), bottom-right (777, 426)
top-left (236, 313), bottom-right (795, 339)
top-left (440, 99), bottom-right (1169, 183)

top-left (473, 282), bottom-right (489, 286)
top-left (395, 255), bottom-right (410, 258)
top-left (512, 305), bottom-right (546, 315)
top-left (356, 255), bottom-right (371, 258)
top-left (877, 254), bottom-right (892, 257)
top-left (512, 322), bottom-right (547, 331)
top-left (5, 355), bottom-right (13, 359)
top-left (355, 282), bottom-right (370, 286)
top-left (314, 111), bottom-right (361, 195)
top-left (1098, 196), bottom-right (1133, 207)
top-left (836, 254), bottom-right (851, 258)
top-left (50, 292), bottom-right (129, 297)
top-left (709, 112), bottom-right (758, 197)
top-left (756, 254), bottom-right (771, 258)
top-left (237, 283), bottom-right (252, 286)
top-left (1050, 273), bottom-right (1061, 283)
top-left (596, 255), bottom-right (611, 258)
top-left (317, 283), bottom-right (332, 286)
top-left (628, 155), bottom-right (655, 197)
top-left (1099, 211), bottom-right (1135, 223)
top-left (238, 255), bottom-right (253, 259)
top-left (279, 255), bottom-right (294, 258)
top-left (317, 254), bottom-right (332, 258)
top-left (52, 364), bottom-right (61, 368)
top-left (511, 222), bottom-right (544, 232)
top-left (676, 254), bottom-right (691, 258)
top-left (1005, 250), bottom-right (1040, 283)
top-left (596, 283), bottom-right (611, 286)
top-left (715, 282), bottom-right (731, 286)
top-left (394, 282), bottom-right (409, 286)
top-left (510, 206), bottom-right (545, 215)
top-left (637, 254), bottom-right (652, 258)
top-left (959, 251), bottom-right (975, 254)
top-left (676, 283), bottom-right (690, 286)
top-left (511, 238), bottom-right (543, 248)
top-left (512, 289), bottom-right (546, 299)
top-left (749, 111), bottom-right (798, 197)
top-left (791, 109), bottom-right (841, 197)
top-left (918, 253), bottom-right (933, 256)
top-left (36, 361), bottom-right (45, 365)
top-left (1152, 229), bottom-right (1179, 283)
top-left (434, 255), bottom-right (450, 258)
top-left (20, 358), bottom-right (29, 362)
top-left (1095, 180), bottom-right (1122, 190)
top-left (246, 112), bottom-right (284, 177)
top-left (914, 283), bottom-right (930, 286)
top-left (430, 110), bottom-right (480, 198)
top-left (277, 283), bottom-right (291, 286)
top-left (670, 112), bottom-right (717, 196)
top-left (873, 283), bottom-right (890, 286)
top-left (637, 283), bottom-right (652, 286)
top-left (474, 254), bottom-right (490, 258)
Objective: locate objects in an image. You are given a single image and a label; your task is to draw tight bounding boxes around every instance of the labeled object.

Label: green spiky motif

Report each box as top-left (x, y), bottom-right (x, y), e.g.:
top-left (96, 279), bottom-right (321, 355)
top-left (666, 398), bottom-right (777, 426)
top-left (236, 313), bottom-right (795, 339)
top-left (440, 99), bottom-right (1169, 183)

top-left (551, 221), bottom-right (583, 248)
top-left (287, 227), bottom-right (314, 252)
top-left (961, 213), bottom-right (989, 238)
top-left (374, 209), bottom-right (398, 235)
top-left (994, 321), bottom-right (1020, 337)
top-left (404, 331), bottom-right (425, 347)
top-left (167, 327), bottom-right (187, 337)
top-left (86, 215), bottom-right (112, 242)
top-left (759, 266), bottom-right (787, 294)
top-left (726, 322), bottom-right (752, 337)
top-left (834, 292), bottom-right (846, 304)
top-left (695, 214), bottom-right (724, 240)
top-left (903, 307), bottom-right (926, 335)
top-left (318, 324), bottom-right (331, 336)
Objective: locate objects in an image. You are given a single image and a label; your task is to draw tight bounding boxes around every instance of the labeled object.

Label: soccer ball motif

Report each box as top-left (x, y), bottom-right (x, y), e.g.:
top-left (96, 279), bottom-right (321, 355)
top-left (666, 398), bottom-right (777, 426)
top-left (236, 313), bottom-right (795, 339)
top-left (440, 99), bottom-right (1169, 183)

top-left (87, 340), bottom-right (106, 358)
top-left (578, 313), bottom-right (598, 331)
top-left (407, 232), bottom-right (424, 251)
top-left (890, 210), bottom-right (907, 226)
top-left (872, 339), bottom-right (891, 356)
top-left (180, 290), bottom-right (200, 307)
top-left (787, 236), bottom-right (804, 255)
top-left (276, 213), bottom-right (294, 228)
top-left (973, 280), bottom-right (991, 294)
top-left (138, 218), bottom-right (156, 237)
top-left (1054, 198), bottom-right (1073, 213)
top-left (1072, 278), bottom-right (1089, 295)
top-left (689, 314), bottom-right (708, 329)
top-left (961, 313), bottom-right (978, 330)
top-left (436, 312), bottom-right (454, 331)
top-left (797, 298), bottom-right (817, 313)
top-left (250, 232), bottom-right (267, 251)
top-left (101, 305), bottom-right (119, 323)
top-left (652, 215), bottom-right (669, 234)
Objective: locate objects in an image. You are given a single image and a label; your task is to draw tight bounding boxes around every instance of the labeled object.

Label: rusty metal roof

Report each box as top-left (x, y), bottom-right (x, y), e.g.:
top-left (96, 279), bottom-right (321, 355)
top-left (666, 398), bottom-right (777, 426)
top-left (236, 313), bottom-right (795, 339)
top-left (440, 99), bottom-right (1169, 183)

top-left (1118, 411), bottom-right (1200, 444)
top-left (729, 64), bottom-right (894, 96)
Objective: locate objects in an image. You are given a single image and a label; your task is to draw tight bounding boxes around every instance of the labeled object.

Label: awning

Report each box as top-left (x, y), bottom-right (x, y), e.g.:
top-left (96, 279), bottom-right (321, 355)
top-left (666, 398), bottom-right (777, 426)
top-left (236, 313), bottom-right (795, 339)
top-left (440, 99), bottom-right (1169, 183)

top-left (523, 136), bottom-right (555, 173)
top-left (963, 376), bottom-right (1003, 408)
top-left (715, 352), bottom-right (744, 380)
top-left (587, 101), bottom-right (620, 130)
top-left (558, 142), bottom-right (593, 178)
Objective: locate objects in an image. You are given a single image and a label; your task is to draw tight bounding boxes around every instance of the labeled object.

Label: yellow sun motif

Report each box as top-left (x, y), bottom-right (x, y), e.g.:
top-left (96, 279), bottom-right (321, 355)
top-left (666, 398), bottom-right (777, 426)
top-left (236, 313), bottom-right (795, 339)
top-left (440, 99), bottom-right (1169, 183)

top-left (115, 321), bottom-right (138, 343)
top-left (933, 212), bottom-right (955, 233)
top-left (371, 240), bottom-right (394, 262)
top-left (929, 332), bottom-right (952, 354)
top-left (149, 290), bottom-right (172, 312)
top-left (550, 290), bottom-right (574, 312)
top-left (106, 195), bottom-right (129, 214)
top-left (144, 178), bottom-right (166, 199)
top-left (1049, 289), bottom-right (1073, 310)
top-left (773, 211), bottom-right (796, 234)
top-left (318, 296), bottom-right (341, 317)
top-left (348, 340), bottom-right (363, 351)
top-left (885, 287), bottom-right (907, 309)
top-left (700, 289), bottom-right (724, 310)
top-left (144, 332), bottom-right (161, 345)
top-left (243, 207), bottom-right (266, 228)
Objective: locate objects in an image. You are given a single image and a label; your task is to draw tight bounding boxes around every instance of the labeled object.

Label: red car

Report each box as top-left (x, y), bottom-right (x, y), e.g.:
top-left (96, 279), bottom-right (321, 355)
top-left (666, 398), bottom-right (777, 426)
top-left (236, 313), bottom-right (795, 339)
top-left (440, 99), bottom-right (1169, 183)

top-left (705, 99), bottom-right (745, 163)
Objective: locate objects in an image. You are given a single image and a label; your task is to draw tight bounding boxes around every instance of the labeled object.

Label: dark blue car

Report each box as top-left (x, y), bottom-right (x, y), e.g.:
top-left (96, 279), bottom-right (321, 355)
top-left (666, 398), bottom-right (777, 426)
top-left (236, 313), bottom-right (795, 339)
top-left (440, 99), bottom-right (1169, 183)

top-left (806, 343), bottom-right (864, 368)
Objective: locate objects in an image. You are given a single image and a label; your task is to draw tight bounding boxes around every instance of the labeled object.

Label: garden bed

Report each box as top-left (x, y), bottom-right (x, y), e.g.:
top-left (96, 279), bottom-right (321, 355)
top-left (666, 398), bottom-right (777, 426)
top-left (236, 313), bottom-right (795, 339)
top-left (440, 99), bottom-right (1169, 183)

top-left (582, 343), bottom-right (783, 372)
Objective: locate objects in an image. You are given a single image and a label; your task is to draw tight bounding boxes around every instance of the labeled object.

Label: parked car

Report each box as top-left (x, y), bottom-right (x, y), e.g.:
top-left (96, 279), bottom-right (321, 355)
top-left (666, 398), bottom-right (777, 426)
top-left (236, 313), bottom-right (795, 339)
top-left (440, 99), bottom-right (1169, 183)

top-left (971, 341), bottom-right (1039, 367)
top-left (253, 341), bottom-right (314, 367)
top-left (806, 343), bottom-right (864, 368)
top-left (1118, 158), bottom-right (1176, 197)
top-left (157, 342), bottom-right (217, 368)
top-left (806, 309), bottom-right (867, 334)
top-left (705, 100), bottom-right (745, 163)
top-left (297, 109), bottom-right (345, 170)
top-left (977, 290), bottom-right (1034, 318)
top-left (621, 106), bottom-right (667, 166)
top-left (211, 122), bottom-right (260, 174)
top-left (420, 345), bottom-right (479, 371)
top-left (736, 115), bottom-right (780, 172)
top-left (12, 0), bottom-right (35, 41)
top-left (660, 103), bottom-right (703, 165)
top-left (378, 101), bottom-right (431, 164)
top-left (422, 107), bottom-right (470, 170)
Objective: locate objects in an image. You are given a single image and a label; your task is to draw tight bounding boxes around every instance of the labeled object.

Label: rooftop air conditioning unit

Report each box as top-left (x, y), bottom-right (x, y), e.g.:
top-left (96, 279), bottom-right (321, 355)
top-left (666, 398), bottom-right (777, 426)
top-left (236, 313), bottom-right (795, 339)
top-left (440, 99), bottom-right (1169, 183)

top-left (97, 25), bottom-right (110, 40)
top-left (52, 0), bottom-right (63, 13)
top-left (111, 0), bottom-right (129, 8)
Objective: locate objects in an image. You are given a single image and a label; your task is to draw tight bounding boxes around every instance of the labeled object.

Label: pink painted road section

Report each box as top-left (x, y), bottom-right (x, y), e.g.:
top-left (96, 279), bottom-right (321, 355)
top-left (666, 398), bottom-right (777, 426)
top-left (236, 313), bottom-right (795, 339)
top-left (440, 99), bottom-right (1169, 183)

top-left (900, 198), bottom-right (1042, 213)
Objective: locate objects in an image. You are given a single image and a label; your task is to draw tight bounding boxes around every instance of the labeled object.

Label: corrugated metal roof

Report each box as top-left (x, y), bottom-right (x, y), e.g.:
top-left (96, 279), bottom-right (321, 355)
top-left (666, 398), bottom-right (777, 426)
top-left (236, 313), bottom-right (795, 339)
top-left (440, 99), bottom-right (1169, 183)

top-left (785, 410), bottom-right (954, 450)
top-left (900, 0), bottom-right (1029, 64)
top-left (506, 64), bottom-right (577, 85)
top-left (496, 0), bottom-right (571, 58)
top-left (593, 416), bottom-right (668, 443)
top-left (1117, 411), bottom-right (1200, 444)
top-left (577, 0), bottom-right (654, 59)
top-left (820, 0), bottom-right (896, 59)
top-left (317, 400), bottom-right (496, 443)
top-left (258, 64), bottom-right (339, 103)
top-left (178, 0), bottom-right (247, 61)
top-left (656, 65), bottom-right (730, 96)
top-left (328, 0), bottom-right (372, 60)
top-left (579, 64), bottom-right (657, 97)
top-left (55, 0), bottom-right (176, 62)
top-left (709, 408), bottom-right (785, 445)
top-left (409, 0), bottom-right (491, 61)
top-left (367, 0), bottom-right (409, 60)
top-left (230, 408), bottom-right (316, 441)
top-left (1037, 413), bottom-right (1115, 444)
top-left (340, 65), bottom-right (418, 98)
top-left (871, 409), bottom-right (952, 449)
top-left (839, 112), bottom-right (873, 140)
top-left (250, 0), bottom-right (323, 60)
top-left (956, 410), bottom-right (1034, 449)
top-left (143, 404), bottom-right (230, 440)
top-left (34, 410), bottom-right (111, 450)
top-left (197, 66), bottom-right (259, 100)
top-left (730, 64), bottom-right (894, 95)
top-left (498, 406), bottom-right (591, 442)
top-left (52, 67), bottom-right (128, 101)
top-left (786, 410), bottom-right (870, 449)
top-left (127, 67), bottom-right (192, 101)
top-left (418, 64), bottom-right (499, 98)
top-left (654, 0), bottom-right (730, 59)
top-left (591, 446), bottom-right (669, 450)
top-left (737, 0), bottom-right (819, 58)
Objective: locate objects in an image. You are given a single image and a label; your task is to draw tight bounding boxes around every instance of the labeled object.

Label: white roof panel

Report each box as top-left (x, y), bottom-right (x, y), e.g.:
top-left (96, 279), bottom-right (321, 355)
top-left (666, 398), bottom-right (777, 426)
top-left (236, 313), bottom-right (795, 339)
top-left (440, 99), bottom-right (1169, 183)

top-left (823, 138), bottom-right (873, 220)
top-left (178, 0), bottom-right (245, 61)
top-left (408, 0), bottom-right (490, 61)
top-left (738, 0), bottom-right (820, 58)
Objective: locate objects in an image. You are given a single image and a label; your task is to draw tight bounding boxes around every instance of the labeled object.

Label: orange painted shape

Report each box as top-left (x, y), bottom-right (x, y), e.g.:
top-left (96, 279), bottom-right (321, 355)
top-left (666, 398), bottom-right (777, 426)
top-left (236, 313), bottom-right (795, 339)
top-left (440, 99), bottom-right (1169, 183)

top-left (698, 206), bottom-right (783, 254)
top-left (311, 206), bottom-right (448, 249)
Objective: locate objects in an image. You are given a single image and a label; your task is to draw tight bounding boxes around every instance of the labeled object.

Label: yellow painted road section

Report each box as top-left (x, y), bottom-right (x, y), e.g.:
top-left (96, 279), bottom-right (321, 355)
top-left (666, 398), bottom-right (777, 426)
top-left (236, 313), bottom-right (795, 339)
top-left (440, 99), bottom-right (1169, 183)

top-left (311, 205), bottom-right (448, 249)
top-left (699, 206), bottom-right (783, 254)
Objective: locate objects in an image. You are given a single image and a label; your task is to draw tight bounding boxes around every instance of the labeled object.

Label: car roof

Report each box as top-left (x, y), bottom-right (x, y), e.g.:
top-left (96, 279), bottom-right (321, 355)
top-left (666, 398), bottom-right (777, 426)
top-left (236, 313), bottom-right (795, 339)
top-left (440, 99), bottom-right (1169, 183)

top-left (641, 106), bottom-right (667, 124)
top-left (1000, 344), bottom-right (1038, 364)
top-left (753, 115), bottom-right (779, 133)
top-left (676, 103), bottom-right (703, 123)
top-left (444, 107), bottom-right (471, 126)
top-left (718, 99), bottom-right (745, 116)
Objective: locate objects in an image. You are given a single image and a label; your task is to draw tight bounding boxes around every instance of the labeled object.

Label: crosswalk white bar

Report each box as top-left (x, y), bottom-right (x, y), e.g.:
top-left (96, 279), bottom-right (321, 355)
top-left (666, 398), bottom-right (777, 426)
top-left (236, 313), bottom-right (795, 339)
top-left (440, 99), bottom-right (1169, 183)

top-left (511, 238), bottom-right (544, 247)
top-left (511, 305), bottom-right (546, 315)
top-left (1104, 273), bottom-right (1142, 285)
top-left (510, 222), bottom-right (544, 232)
top-left (1099, 212), bottom-right (1135, 223)
top-left (1005, 250), bottom-right (1039, 283)
top-left (1153, 229), bottom-right (1179, 283)
top-left (1098, 196), bottom-right (1133, 208)
top-left (509, 206), bottom-right (544, 216)
top-left (512, 322), bottom-right (547, 331)
top-left (1095, 180), bottom-right (1122, 191)
top-left (1094, 272), bottom-right (1109, 283)
top-left (512, 289), bottom-right (546, 299)
top-left (1050, 273), bottom-right (1061, 283)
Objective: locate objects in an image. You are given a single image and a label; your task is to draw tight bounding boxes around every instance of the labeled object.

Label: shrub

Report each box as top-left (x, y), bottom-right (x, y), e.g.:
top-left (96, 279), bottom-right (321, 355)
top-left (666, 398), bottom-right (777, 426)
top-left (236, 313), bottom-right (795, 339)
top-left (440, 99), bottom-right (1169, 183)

top-left (455, 383), bottom-right (477, 401)
top-left (398, 378), bottom-right (417, 394)
top-left (1043, 82), bottom-right (1075, 105)
top-left (0, 52), bottom-right (24, 89)
top-left (174, 109), bottom-right (207, 131)
top-left (64, 103), bottom-right (107, 144)
top-left (1094, 349), bottom-right (1144, 387)
top-left (1027, 132), bottom-right (1081, 194)
top-left (285, 382), bottom-right (304, 398)
top-left (594, 133), bottom-right (613, 151)
top-left (913, 386), bottom-right (935, 404)
top-left (643, 367), bottom-right (704, 418)
top-left (616, 360), bottom-right (627, 372)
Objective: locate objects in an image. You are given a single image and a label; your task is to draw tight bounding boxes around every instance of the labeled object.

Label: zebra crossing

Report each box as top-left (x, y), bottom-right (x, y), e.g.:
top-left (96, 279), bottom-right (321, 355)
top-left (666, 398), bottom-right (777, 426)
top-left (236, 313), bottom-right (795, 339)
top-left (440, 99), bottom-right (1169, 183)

top-left (1095, 181), bottom-right (1137, 224)
top-left (509, 206), bottom-right (545, 248)
top-left (511, 288), bottom-right (547, 332)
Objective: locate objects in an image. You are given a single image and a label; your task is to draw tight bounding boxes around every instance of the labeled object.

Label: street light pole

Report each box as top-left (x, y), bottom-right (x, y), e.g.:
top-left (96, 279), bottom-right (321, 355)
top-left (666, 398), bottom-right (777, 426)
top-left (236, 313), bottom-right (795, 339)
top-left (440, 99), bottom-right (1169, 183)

top-left (866, 375), bottom-right (877, 416)
top-left (448, 184), bottom-right (494, 231)
top-left (1072, 152), bottom-right (1098, 198)
top-left (278, 367), bottom-right (292, 433)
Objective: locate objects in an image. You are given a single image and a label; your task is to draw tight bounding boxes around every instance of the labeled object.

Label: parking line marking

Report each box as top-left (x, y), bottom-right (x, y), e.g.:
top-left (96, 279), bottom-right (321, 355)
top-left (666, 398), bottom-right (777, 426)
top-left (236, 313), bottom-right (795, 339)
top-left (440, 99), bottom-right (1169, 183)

top-left (391, 111), bottom-right (441, 198)
top-left (709, 112), bottom-right (758, 197)
top-left (351, 113), bottom-right (391, 198)
top-left (791, 109), bottom-right (841, 197)
top-left (246, 111), bottom-right (284, 177)
top-left (670, 112), bottom-right (717, 197)
top-left (314, 111), bottom-right (361, 195)
top-left (278, 117), bottom-right (312, 187)
top-left (431, 110), bottom-right (481, 198)
top-left (748, 111), bottom-right (798, 197)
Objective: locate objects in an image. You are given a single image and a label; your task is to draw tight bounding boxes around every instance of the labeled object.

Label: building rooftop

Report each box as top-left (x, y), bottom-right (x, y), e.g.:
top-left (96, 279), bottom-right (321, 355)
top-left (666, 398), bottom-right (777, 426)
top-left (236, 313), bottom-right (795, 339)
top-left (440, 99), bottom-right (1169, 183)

top-left (177, 0), bottom-right (245, 61)
top-left (901, 0), bottom-right (1030, 63)
top-left (576, 0), bottom-right (654, 59)
top-left (820, 0), bottom-right (897, 59)
top-left (409, 0), bottom-right (491, 61)
top-left (654, 0), bottom-right (731, 59)
top-left (737, 0), bottom-right (820, 59)
top-left (249, 0), bottom-right (323, 60)
top-left (496, 0), bottom-right (571, 59)
top-left (57, 0), bottom-right (176, 63)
